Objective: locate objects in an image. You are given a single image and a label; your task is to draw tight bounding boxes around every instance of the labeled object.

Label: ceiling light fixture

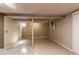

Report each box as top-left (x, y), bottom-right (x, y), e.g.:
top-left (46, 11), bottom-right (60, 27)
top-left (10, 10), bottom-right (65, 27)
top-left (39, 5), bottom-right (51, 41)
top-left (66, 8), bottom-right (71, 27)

top-left (21, 22), bottom-right (27, 28)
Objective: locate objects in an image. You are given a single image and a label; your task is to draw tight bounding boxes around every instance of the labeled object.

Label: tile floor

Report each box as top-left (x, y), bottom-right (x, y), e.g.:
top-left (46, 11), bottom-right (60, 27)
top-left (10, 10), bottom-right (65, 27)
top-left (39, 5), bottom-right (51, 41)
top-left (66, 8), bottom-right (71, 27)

top-left (0, 39), bottom-right (75, 55)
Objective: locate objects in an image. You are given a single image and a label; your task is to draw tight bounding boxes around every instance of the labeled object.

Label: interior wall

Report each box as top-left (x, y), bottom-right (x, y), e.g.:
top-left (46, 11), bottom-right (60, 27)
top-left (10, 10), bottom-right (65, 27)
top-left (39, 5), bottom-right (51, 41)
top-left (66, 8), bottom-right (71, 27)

top-left (22, 23), bottom-right (49, 39)
top-left (22, 23), bottom-right (32, 39)
top-left (49, 15), bottom-right (72, 49)
top-left (4, 17), bottom-right (20, 48)
top-left (34, 23), bottom-right (49, 38)
top-left (0, 15), bottom-right (4, 48)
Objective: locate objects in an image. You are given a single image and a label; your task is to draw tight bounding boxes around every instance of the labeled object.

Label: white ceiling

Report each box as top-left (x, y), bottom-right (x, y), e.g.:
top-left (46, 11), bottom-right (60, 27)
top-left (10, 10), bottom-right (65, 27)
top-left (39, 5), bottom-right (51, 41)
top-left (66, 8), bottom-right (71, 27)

top-left (0, 3), bottom-right (79, 16)
top-left (1, 3), bottom-right (79, 22)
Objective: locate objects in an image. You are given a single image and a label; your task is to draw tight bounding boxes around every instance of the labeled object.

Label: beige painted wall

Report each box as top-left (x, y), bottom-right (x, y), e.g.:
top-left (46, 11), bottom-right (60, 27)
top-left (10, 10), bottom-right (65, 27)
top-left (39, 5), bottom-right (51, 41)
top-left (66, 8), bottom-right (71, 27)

top-left (22, 23), bottom-right (32, 39)
top-left (22, 23), bottom-right (49, 39)
top-left (49, 15), bottom-right (72, 49)
top-left (4, 17), bottom-right (20, 48)
top-left (34, 23), bottom-right (49, 38)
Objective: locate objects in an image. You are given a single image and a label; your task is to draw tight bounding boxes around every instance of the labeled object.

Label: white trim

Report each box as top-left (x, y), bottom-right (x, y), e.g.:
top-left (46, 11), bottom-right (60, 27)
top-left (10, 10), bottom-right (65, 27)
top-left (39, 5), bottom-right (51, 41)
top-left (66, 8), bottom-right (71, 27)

top-left (51, 39), bottom-right (73, 52)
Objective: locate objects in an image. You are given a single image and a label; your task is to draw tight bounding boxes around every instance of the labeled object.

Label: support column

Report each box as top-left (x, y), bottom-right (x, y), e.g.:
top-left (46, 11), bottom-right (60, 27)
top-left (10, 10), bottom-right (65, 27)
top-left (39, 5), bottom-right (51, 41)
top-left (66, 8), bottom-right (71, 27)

top-left (32, 18), bottom-right (34, 47)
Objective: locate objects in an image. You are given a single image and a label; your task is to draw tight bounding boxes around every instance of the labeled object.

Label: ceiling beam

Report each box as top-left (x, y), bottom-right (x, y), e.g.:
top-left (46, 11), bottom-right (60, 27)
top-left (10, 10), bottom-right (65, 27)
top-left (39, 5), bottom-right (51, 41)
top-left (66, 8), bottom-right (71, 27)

top-left (10, 16), bottom-right (64, 21)
top-left (0, 13), bottom-right (64, 17)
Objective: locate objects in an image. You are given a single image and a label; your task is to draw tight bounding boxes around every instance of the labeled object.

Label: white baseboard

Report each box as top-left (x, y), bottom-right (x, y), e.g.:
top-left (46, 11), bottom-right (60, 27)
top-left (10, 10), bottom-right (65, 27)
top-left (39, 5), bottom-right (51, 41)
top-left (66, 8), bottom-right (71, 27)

top-left (51, 39), bottom-right (73, 52)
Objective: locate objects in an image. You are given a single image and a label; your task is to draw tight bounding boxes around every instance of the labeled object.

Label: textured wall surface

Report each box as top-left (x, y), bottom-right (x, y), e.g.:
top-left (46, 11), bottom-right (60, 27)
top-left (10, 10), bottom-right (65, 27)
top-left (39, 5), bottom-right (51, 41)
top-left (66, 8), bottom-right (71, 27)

top-left (49, 15), bottom-right (72, 49)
